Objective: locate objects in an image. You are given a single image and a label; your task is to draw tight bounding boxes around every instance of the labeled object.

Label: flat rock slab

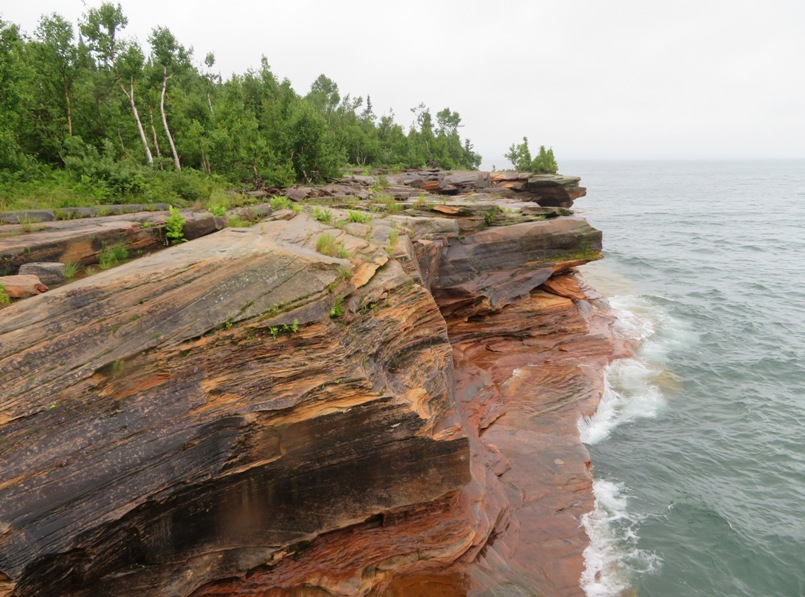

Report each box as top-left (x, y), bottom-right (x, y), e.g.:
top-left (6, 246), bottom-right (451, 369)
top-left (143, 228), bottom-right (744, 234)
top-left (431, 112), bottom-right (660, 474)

top-left (0, 211), bottom-right (225, 276)
top-left (0, 220), bottom-right (162, 275)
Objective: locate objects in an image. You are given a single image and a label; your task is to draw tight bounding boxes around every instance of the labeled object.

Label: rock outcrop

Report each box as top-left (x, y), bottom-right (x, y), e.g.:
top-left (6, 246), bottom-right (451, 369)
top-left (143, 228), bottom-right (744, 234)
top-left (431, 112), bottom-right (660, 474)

top-left (0, 173), bottom-right (619, 596)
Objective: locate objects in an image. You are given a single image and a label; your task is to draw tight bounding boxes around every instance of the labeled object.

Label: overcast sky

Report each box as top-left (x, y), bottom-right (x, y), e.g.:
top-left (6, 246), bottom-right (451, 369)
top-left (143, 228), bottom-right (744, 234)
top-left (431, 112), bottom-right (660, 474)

top-left (3, 0), bottom-right (804, 168)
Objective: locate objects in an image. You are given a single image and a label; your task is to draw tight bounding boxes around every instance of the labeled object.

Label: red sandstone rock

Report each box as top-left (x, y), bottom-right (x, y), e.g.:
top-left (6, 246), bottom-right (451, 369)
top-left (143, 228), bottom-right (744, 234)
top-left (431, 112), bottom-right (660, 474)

top-left (0, 173), bottom-right (613, 596)
top-left (0, 274), bottom-right (48, 298)
top-left (541, 272), bottom-right (588, 300)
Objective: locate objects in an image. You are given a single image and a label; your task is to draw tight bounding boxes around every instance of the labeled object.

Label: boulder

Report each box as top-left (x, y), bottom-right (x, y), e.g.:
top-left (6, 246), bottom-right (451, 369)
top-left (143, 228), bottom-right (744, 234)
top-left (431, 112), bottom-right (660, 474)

top-left (18, 262), bottom-right (66, 285)
top-left (0, 274), bottom-right (48, 298)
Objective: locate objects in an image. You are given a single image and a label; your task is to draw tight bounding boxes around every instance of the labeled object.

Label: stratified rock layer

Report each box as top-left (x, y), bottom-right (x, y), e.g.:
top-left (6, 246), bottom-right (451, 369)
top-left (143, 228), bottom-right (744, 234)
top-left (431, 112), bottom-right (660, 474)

top-left (1, 176), bottom-right (616, 596)
top-left (0, 216), bottom-right (468, 596)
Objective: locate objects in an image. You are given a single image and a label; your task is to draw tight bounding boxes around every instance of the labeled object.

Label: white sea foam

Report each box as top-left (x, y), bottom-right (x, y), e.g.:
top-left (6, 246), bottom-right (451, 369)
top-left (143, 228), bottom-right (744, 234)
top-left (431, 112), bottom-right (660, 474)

top-left (581, 479), bottom-right (661, 597)
top-left (578, 359), bottom-right (666, 445)
top-left (579, 293), bottom-right (688, 596)
top-left (579, 294), bottom-right (696, 445)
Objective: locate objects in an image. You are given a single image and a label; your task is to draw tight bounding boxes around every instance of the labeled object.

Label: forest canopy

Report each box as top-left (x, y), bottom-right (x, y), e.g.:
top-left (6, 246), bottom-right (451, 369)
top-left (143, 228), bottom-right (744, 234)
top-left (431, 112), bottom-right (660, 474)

top-left (0, 4), bottom-right (483, 208)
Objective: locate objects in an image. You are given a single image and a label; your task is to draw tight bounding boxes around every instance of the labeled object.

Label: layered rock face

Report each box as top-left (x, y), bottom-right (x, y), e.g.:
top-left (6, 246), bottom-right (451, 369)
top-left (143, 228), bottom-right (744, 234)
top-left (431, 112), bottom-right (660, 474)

top-left (0, 179), bottom-right (617, 596)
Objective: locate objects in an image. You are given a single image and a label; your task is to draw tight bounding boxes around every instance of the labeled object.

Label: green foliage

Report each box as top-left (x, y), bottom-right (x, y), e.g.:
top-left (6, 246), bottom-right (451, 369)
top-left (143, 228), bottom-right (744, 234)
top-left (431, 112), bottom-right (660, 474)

top-left (287, 101), bottom-right (343, 182)
top-left (372, 175), bottom-right (390, 190)
top-left (347, 210), bottom-right (372, 223)
top-left (17, 214), bottom-right (43, 233)
top-left (505, 137), bottom-right (558, 174)
top-left (0, 283), bottom-right (10, 305)
top-left (505, 137), bottom-right (532, 171)
top-left (312, 206), bottom-right (333, 224)
top-left (385, 229), bottom-right (400, 256)
top-left (316, 233), bottom-right (335, 255)
top-left (316, 232), bottom-right (349, 258)
top-left (226, 214), bottom-right (251, 227)
top-left (0, 11), bottom-right (487, 205)
top-left (329, 296), bottom-right (344, 319)
top-left (531, 145), bottom-right (558, 174)
top-left (483, 206), bottom-right (502, 227)
top-left (99, 241), bottom-right (129, 269)
top-left (63, 262), bottom-right (79, 279)
top-left (270, 195), bottom-right (291, 210)
top-left (165, 205), bottom-right (186, 243)
top-left (209, 203), bottom-right (226, 217)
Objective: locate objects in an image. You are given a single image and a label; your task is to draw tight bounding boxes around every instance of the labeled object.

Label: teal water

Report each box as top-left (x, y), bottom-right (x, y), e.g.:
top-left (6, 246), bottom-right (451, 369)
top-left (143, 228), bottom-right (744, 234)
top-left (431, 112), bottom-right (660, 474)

top-left (569, 160), bottom-right (805, 597)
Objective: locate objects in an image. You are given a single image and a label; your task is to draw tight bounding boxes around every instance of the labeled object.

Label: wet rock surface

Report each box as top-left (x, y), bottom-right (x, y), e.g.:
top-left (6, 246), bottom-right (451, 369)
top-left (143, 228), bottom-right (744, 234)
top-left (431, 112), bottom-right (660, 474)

top-left (0, 171), bottom-right (620, 596)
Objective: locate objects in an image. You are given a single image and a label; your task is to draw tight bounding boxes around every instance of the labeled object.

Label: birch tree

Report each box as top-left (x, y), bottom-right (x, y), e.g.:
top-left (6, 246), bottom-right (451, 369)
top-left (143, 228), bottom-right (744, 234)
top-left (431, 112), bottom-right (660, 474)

top-left (149, 26), bottom-right (188, 170)
top-left (80, 3), bottom-right (153, 166)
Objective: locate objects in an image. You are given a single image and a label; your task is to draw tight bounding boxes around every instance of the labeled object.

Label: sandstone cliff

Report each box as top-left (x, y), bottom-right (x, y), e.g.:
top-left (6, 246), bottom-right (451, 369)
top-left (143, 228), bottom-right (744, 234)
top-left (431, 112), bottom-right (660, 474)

top-left (0, 172), bottom-right (621, 596)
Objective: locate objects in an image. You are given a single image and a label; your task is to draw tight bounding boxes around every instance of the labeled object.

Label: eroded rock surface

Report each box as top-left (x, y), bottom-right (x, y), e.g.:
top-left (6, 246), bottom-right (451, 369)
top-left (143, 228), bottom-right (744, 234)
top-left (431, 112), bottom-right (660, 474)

top-left (1, 173), bottom-right (619, 596)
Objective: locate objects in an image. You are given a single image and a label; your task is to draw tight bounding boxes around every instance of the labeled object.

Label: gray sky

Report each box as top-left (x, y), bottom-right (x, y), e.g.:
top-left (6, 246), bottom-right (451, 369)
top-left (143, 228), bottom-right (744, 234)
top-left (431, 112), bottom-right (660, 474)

top-left (3, 0), bottom-right (804, 168)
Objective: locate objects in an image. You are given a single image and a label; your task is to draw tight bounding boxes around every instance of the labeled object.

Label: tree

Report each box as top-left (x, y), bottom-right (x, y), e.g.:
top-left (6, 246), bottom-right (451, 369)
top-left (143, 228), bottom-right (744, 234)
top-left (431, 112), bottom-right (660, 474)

top-left (287, 101), bottom-right (342, 182)
top-left (33, 14), bottom-right (80, 139)
top-left (531, 145), bottom-right (558, 174)
top-left (0, 19), bottom-right (33, 171)
top-left (306, 74), bottom-right (340, 124)
top-left (149, 26), bottom-right (190, 170)
top-left (80, 3), bottom-right (153, 166)
top-left (504, 136), bottom-right (532, 171)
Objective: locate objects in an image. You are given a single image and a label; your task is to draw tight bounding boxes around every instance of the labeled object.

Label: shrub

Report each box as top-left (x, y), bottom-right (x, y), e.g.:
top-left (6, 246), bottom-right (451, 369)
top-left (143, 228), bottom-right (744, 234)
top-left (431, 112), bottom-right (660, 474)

top-left (0, 283), bottom-right (10, 305)
top-left (504, 137), bottom-right (558, 174)
top-left (165, 206), bottom-right (187, 243)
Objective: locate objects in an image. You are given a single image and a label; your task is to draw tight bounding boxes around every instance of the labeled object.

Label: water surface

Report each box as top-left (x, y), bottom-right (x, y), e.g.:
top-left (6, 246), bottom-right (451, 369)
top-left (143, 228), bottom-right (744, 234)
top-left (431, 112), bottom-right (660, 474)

top-left (570, 160), bottom-right (805, 597)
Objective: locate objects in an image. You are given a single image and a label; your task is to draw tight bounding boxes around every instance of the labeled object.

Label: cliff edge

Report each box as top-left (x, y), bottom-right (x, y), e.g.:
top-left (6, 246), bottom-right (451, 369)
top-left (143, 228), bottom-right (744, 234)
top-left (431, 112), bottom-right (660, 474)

top-left (0, 172), bottom-right (622, 596)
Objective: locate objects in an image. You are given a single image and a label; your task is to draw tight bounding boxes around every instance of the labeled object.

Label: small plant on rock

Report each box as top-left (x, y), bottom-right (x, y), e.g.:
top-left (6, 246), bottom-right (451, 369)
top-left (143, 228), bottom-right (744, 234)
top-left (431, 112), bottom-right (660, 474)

top-left (0, 283), bottom-right (10, 306)
top-left (227, 215), bottom-right (251, 227)
top-left (270, 195), bottom-right (292, 211)
top-left (316, 233), bottom-right (337, 256)
top-left (348, 210), bottom-right (372, 224)
top-left (18, 214), bottom-right (43, 233)
top-left (99, 242), bottom-right (129, 270)
top-left (329, 296), bottom-right (344, 319)
top-left (209, 204), bottom-right (227, 217)
top-left (165, 206), bottom-right (187, 243)
top-left (63, 262), bottom-right (79, 279)
top-left (312, 206), bottom-right (333, 224)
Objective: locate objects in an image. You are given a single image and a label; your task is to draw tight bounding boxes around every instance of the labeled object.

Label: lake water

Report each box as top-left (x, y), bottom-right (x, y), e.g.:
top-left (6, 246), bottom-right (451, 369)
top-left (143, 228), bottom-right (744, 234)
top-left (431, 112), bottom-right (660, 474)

top-left (568, 160), bottom-right (805, 596)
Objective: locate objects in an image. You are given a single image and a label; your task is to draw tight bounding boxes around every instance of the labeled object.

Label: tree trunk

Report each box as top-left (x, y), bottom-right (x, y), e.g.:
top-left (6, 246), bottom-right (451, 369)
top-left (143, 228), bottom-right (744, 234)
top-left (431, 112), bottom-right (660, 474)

top-left (63, 80), bottom-right (73, 137)
top-left (161, 68), bottom-right (181, 171)
top-left (149, 108), bottom-right (162, 158)
top-left (121, 79), bottom-right (153, 167)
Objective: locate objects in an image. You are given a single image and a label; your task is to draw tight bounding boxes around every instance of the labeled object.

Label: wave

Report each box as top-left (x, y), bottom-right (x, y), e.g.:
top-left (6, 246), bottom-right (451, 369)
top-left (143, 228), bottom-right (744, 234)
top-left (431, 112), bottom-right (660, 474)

top-left (580, 479), bottom-right (661, 597)
top-left (578, 359), bottom-right (666, 445)
top-left (579, 294), bottom-right (693, 445)
top-left (579, 293), bottom-right (691, 596)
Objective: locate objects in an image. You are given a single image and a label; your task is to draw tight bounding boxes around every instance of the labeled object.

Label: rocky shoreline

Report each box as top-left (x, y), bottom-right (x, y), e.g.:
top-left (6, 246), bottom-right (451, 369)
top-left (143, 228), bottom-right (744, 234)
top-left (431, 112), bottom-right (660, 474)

top-left (0, 171), bottom-right (628, 596)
